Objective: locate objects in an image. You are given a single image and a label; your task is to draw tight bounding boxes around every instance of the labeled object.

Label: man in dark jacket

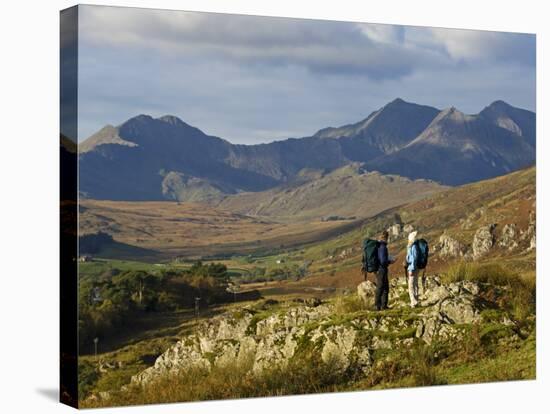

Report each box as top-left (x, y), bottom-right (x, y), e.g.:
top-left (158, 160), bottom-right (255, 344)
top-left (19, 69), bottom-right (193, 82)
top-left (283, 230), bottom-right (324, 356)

top-left (375, 231), bottom-right (393, 310)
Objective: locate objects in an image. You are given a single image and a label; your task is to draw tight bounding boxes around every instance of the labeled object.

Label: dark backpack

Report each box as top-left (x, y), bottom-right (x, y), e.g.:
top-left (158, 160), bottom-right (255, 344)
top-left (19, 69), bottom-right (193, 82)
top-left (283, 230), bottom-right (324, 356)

top-left (362, 239), bottom-right (380, 273)
top-left (413, 239), bottom-right (429, 270)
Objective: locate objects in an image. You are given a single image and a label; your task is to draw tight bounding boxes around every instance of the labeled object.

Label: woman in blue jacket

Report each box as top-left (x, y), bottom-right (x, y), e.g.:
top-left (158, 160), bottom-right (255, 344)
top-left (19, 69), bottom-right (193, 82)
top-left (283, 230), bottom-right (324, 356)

top-left (406, 231), bottom-right (420, 308)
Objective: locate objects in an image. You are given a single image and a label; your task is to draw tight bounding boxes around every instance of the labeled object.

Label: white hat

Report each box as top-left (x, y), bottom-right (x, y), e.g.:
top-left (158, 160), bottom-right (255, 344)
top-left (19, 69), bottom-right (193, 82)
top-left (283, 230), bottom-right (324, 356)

top-left (408, 231), bottom-right (418, 243)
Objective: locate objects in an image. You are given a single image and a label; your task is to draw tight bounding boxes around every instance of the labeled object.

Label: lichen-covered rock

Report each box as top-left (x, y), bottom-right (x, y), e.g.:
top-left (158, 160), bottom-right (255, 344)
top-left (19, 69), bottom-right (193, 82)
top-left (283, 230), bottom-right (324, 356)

top-left (253, 327), bottom-right (302, 373)
top-left (320, 325), bottom-right (357, 373)
top-left (357, 280), bottom-right (377, 306)
top-left (528, 234), bottom-right (536, 251)
top-left (304, 297), bottom-right (322, 307)
top-left (437, 234), bottom-right (464, 258)
top-left (132, 336), bottom-right (212, 384)
top-left (521, 212), bottom-right (536, 251)
top-left (472, 224), bottom-right (496, 259)
top-left (422, 285), bottom-right (451, 306)
top-left (387, 223), bottom-right (402, 241)
top-left (498, 223), bottom-right (518, 250)
top-left (129, 277), bottom-right (513, 390)
top-left (439, 296), bottom-right (480, 324)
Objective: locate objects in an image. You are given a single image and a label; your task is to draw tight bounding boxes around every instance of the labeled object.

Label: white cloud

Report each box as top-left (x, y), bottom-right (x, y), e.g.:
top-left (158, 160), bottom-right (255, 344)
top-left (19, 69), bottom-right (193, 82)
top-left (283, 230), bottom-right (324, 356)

top-left (415, 27), bottom-right (535, 65)
top-left (78, 6), bottom-right (433, 79)
top-left (357, 23), bottom-right (404, 44)
top-left (76, 5), bottom-right (535, 144)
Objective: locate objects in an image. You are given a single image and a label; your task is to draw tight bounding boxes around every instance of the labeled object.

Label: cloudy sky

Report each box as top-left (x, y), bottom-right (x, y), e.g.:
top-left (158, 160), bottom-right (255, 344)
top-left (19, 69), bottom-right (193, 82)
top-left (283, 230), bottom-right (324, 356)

top-left (77, 5), bottom-right (536, 144)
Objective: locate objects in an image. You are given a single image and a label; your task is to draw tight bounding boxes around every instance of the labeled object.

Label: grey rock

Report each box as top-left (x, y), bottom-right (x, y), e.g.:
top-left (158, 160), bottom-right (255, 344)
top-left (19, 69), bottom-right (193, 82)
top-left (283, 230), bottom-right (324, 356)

top-left (472, 224), bottom-right (496, 259)
top-left (387, 223), bottom-right (402, 241)
top-left (437, 234), bottom-right (464, 258)
top-left (128, 274), bottom-right (516, 392)
top-left (498, 223), bottom-right (518, 250)
top-left (422, 285), bottom-right (452, 306)
top-left (303, 297), bottom-right (323, 307)
top-left (529, 234), bottom-right (536, 251)
top-left (357, 280), bottom-right (377, 306)
top-left (439, 296), bottom-right (480, 324)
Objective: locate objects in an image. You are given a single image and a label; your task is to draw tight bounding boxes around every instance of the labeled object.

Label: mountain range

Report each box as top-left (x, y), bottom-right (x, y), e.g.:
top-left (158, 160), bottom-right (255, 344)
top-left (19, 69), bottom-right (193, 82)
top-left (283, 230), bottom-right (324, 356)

top-left (77, 98), bottom-right (535, 201)
top-left (215, 163), bottom-right (446, 221)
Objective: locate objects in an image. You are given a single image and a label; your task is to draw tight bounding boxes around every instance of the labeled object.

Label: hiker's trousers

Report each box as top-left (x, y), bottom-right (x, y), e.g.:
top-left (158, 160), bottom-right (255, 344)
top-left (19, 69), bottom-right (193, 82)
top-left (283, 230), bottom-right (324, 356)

top-left (408, 270), bottom-right (419, 307)
top-left (375, 266), bottom-right (389, 310)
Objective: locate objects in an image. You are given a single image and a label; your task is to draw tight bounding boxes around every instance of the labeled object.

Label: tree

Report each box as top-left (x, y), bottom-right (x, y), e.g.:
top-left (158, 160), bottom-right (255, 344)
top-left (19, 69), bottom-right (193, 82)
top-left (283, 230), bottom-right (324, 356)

top-left (112, 270), bottom-right (160, 306)
top-left (206, 263), bottom-right (228, 280)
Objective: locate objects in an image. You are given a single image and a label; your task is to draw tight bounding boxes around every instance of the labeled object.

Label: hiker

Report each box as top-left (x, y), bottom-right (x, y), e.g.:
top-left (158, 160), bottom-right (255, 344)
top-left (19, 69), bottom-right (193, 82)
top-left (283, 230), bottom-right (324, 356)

top-left (406, 231), bottom-right (420, 307)
top-left (374, 230), bottom-right (393, 310)
top-left (361, 231), bottom-right (395, 310)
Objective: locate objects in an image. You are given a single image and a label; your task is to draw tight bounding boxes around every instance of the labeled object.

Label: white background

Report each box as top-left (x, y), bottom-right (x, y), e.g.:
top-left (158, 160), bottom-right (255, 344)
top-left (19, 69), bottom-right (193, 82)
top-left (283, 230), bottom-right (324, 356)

top-left (0, 0), bottom-right (548, 412)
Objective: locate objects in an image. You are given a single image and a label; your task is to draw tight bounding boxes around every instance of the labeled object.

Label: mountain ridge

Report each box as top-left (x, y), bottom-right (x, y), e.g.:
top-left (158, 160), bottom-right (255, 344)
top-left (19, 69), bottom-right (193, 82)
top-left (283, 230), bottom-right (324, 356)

top-left (78, 98), bottom-right (535, 200)
top-left (366, 103), bottom-right (535, 185)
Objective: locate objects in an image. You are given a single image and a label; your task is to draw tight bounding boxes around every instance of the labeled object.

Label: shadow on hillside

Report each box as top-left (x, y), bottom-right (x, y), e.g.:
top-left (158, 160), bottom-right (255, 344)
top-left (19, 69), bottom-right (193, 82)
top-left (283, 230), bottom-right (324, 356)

top-left (97, 240), bottom-right (160, 262)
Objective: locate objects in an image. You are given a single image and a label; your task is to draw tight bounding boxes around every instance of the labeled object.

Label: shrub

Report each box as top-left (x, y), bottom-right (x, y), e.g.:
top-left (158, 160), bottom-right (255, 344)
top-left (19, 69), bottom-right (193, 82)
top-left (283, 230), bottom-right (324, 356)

top-left (443, 262), bottom-right (535, 321)
top-left (365, 342), bottom-right (446, 388)
top-left (78, 360), bottom-right (99, 398)
top-left (82, 353), bottom-right (348, 407)
top-left (333, 294), bottom-right (366, 314)
top-left (403, 343), bottom-right (446, 387)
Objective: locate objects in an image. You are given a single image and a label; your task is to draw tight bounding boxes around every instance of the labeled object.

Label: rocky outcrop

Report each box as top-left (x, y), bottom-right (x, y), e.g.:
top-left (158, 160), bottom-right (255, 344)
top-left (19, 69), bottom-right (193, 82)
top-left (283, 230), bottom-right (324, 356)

top-left (129, 276), bottom-right (516, 389)
top-left (436, 234), bottom-right (464, 258)
top-left (387, 224), bottom-right (402, 241)
top-left (528, 234), bottom-right (536, 251)
top-left (498, 224), bottom-right (518, 251)
top-left (472, 224), bottom-right (496, 259)
top-left (385, 223), bottom-right (414, 242)
top-left (521, 210), bottom-right (536, 251)
top-left (338, 247), bottom-right (357, 260)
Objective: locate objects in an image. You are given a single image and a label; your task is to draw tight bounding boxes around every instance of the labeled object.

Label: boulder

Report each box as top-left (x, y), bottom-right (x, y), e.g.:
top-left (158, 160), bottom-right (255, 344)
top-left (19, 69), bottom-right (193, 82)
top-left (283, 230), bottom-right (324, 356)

top-left (357, 280), bottom-right (377, 305)
top-left (422, 285), bottom-right (452, 306)
top-left (498, 223), bottom-right (518, 251)
top-left (529, 234), bottom-right (536, 251)
top-left (387, 223), bottom-right (402, 241)
top-left (439, 296), bottom-right (480, 324)
top-left (460, 217), bottom-right (474, 230)
top-left (437, 234), bottom-right (463, 258)
top-left (304, 297), bottom-right (322, 307)
top-left (320, 325), bottom-right (357, 373)
top-left (472, 224), bottom-right (496, 259)
top-left (521, 212), bottom-right (536, 251)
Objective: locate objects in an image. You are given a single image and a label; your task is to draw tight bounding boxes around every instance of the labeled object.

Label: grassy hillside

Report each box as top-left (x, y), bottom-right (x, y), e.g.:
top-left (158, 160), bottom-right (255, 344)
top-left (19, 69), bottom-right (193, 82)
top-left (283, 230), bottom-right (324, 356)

top-left (216, 163), bottom-right (446, 221)
top-left (245, 166), bottom-right (536, 292)
top-left (76, 167), bottom-right (536, 407)
top-left (81, 268), bottom-right (535, 407)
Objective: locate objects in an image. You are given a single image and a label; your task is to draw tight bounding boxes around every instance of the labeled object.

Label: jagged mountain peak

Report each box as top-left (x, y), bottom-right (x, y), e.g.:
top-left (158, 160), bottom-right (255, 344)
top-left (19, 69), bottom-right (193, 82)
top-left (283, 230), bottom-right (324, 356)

top-left (79, 124), bottom-right (138, 153)
top-left (312, 98), bottom-right (440, 156)
top-left (157, 114), bottom-right (186, 126)
top-left (78, 99), bottom-right (535, 200)
top-left (122, 114), bottom-right (154, 125)
top-left (384, 97), bottom-right (407, 107)
top-left (486, 99), bottom-right (513, 111)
